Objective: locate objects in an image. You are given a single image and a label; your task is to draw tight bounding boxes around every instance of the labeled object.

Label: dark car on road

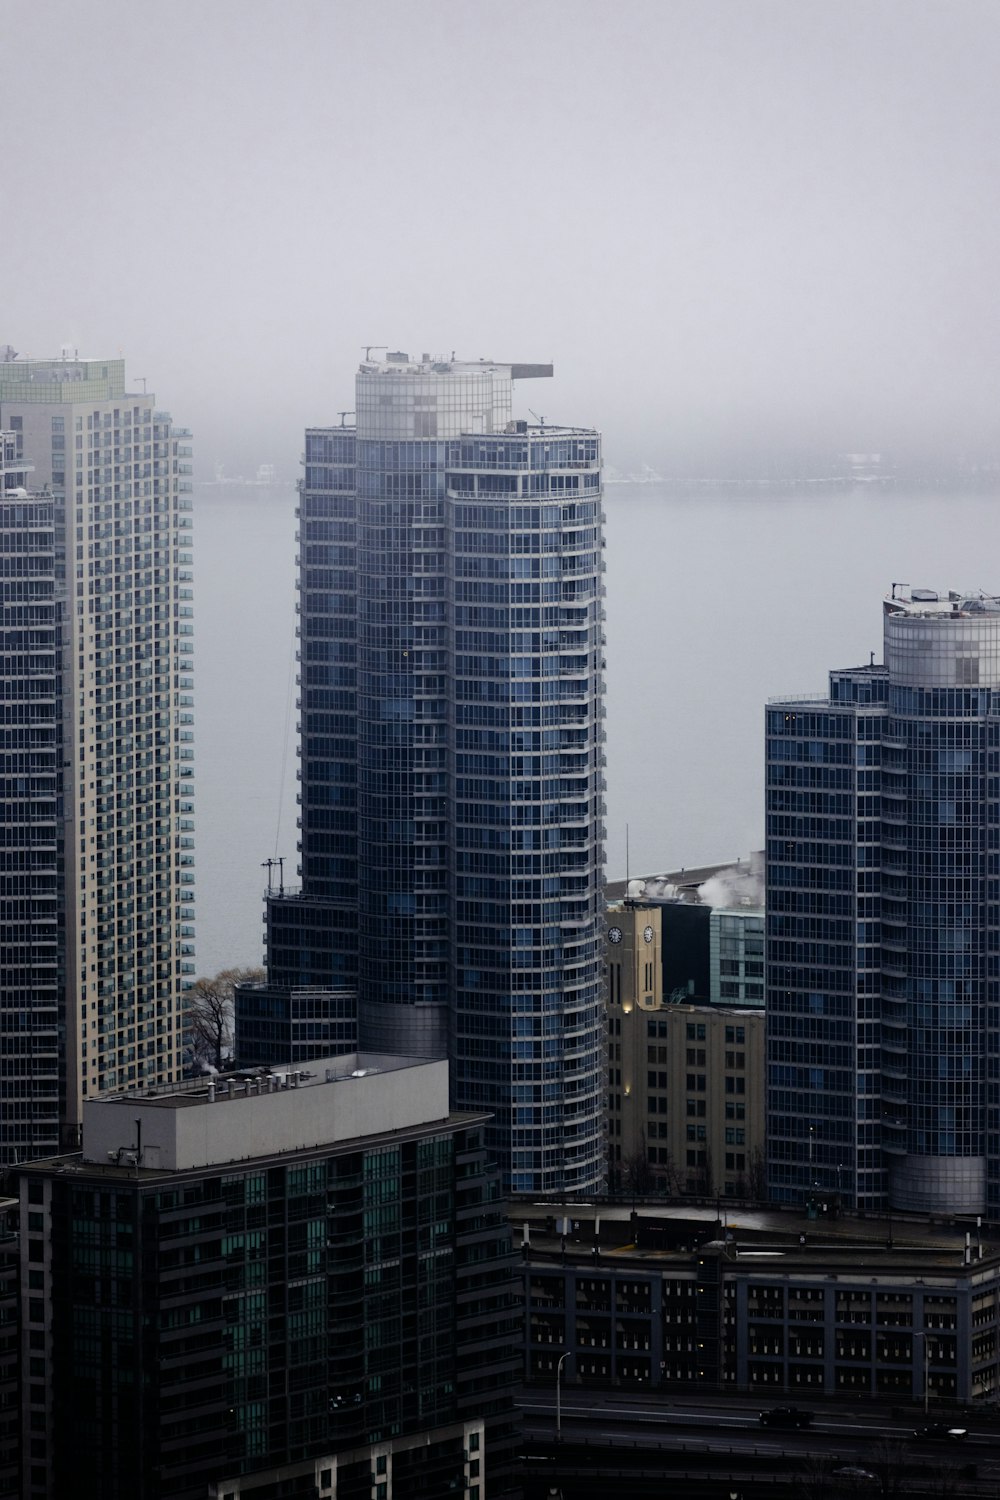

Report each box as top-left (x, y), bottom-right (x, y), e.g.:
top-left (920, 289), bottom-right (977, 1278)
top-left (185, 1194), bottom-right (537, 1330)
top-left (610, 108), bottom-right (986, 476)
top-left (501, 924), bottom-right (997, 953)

top-left (914, 1423), bottom-right (967, 1442)
top-left (759, 1406), bottom-right (814, 1429)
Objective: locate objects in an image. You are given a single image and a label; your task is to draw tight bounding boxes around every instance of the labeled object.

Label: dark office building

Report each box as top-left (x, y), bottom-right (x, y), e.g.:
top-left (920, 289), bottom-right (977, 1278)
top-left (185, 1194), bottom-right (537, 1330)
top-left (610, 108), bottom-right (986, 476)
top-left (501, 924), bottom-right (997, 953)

top-left (0, 1198), bottom-right (18, 1499)
top-left (767, 585), bottom-right (1000, 1216)
top-left (17, 1055), bottom-right (521, 1500)
top-left (234, 978), bottom-right (356, 1068)
top-left (515, 1200), bottom-right (1000, 1404)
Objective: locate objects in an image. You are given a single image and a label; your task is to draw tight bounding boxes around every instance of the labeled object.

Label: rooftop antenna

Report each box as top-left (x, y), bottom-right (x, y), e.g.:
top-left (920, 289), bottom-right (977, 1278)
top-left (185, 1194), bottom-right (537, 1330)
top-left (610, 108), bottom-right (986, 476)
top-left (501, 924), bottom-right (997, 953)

top-left (135, 376), bottom-right (147, 394)
top-left (363, 345), bottom-right (387, 362)
top-left (625, 823), bottom-right (631, 906)
top-left (528, 408), bottom-right (546, 426)
top-left (337, 411), bottom-right (354, 427)
top-left (262, 856), bottom-right (284, 896)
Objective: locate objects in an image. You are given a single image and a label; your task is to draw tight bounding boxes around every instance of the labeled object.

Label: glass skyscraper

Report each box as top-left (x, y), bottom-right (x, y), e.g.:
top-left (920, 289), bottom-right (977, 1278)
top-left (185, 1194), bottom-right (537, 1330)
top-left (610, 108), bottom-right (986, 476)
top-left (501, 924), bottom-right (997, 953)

top-left (259, 352), bottom-right (606, 1194)
top-left (767, 585), bottom-right (1000, 1216)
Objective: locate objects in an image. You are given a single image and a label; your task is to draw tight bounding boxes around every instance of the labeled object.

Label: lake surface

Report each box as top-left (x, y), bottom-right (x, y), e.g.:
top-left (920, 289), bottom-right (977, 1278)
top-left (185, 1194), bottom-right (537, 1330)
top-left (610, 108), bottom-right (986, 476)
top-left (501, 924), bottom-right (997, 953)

top-left (194, 480), bottom-right (1000, 973)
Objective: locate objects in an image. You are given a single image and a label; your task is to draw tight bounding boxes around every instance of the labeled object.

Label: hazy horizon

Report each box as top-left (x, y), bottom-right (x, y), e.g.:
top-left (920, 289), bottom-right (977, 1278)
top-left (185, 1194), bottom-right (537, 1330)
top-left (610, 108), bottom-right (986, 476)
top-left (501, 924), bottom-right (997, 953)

top-left (7, 0), bottom-right (1000, 479)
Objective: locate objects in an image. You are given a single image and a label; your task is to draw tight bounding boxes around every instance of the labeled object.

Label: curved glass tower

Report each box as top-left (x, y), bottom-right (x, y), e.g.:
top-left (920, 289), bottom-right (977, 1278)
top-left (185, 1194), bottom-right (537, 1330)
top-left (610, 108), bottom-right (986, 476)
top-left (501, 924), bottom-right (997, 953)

top-left (264, 353), bottom-right (607, 1195)
top-left (881, 596), bottom-right (994, 1212)
top-left (767, 586), bottom-right (1000, 1217)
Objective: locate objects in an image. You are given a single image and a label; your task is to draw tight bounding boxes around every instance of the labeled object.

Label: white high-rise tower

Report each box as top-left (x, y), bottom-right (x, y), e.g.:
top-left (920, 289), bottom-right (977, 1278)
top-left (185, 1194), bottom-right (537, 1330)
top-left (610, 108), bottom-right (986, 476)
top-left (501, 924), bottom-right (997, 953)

top-left (0, 350), bottom-right (194, 1152)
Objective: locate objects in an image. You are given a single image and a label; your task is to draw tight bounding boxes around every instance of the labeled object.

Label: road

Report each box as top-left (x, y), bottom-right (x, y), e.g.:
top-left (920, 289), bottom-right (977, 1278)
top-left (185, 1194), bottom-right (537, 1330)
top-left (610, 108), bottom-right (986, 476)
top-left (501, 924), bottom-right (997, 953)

top-left (516, 1391), bottom-right (1000, 1498)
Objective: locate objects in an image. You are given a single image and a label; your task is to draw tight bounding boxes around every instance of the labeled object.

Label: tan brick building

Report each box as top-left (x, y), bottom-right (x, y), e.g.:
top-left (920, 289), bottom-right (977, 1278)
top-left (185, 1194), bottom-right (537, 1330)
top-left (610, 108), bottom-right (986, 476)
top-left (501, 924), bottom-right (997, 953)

top-left (606, 902), bottom-right (765, 1197)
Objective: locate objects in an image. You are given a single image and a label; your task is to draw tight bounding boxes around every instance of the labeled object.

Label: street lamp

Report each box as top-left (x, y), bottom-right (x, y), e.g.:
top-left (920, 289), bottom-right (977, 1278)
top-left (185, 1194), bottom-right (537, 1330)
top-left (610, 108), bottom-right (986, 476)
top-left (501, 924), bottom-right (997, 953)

top-left (556, 1351), bottom-right (569, 1442)
top-left (915, 1331), bottom-right (931, 1415)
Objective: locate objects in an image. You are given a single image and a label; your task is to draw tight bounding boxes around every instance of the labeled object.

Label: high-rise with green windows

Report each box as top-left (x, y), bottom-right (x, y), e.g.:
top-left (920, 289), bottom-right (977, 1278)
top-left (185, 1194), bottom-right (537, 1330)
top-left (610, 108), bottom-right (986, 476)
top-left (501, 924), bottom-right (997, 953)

top-left (17, 1054), bottom-right (521, 1499)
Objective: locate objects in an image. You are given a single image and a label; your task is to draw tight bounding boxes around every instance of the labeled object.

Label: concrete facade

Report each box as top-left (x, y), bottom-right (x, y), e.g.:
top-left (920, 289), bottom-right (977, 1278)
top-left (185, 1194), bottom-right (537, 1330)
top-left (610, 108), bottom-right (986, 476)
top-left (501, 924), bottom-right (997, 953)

top-left (83, 1054), bottom-right (449, 1170)
top-left (0, 352), bottom-right (194, 1142)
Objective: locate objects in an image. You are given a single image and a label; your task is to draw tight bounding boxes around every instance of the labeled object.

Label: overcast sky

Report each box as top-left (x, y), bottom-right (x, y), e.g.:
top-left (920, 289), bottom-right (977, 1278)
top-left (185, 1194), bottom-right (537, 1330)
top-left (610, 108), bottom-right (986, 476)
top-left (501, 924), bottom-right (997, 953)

top-left (7, 0), bottom-right (1000, 476)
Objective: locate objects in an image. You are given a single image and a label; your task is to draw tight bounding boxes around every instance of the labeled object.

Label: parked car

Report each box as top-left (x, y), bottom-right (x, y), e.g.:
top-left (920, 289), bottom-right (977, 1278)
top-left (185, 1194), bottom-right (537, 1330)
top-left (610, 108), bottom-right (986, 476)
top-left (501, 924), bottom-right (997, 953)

top-left (758, 1406), bottom-right (814, 1429)
top-left (914, 1423), bottom-right (967, 1442)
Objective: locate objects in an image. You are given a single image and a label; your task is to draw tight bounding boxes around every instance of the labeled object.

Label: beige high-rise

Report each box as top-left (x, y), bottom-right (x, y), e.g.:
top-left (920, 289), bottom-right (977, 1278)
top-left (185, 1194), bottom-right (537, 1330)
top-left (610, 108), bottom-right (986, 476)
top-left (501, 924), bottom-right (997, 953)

top-left (0, 352), bottom-right (194, 1145)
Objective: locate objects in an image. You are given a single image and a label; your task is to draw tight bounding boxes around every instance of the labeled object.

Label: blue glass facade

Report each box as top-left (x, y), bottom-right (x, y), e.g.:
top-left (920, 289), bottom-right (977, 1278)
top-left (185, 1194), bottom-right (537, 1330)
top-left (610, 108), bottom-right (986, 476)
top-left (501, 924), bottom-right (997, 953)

top-left (259, 429), bottom-right (359, 990)
top-left (260, 356), bottom-right (606, 1195)
top-left (767, 588), bottom-right (1000, 1216)
top-left (445, 431), bottom-right (606, 1194)
top-left (765, 670), bottom-right (888, 1212)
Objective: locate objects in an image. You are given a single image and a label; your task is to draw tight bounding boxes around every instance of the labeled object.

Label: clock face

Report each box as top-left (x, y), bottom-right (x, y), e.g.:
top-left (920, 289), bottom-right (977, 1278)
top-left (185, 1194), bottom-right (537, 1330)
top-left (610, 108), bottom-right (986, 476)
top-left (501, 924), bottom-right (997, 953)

top-left (643, 925), bottom-right (654, 944)
top-left (608, 926), bottom-right (623, 944)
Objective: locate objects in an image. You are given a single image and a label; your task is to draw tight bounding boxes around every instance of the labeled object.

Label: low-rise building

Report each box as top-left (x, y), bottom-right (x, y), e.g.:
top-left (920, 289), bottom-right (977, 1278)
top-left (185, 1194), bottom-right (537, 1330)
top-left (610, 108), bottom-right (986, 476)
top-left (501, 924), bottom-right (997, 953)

top-left (606, 903), bottom-right (764, 1197)
top-left (608, 855), bottom-right (765, 1007)
top-left (514, 1201), bottom-right (1000, 1404)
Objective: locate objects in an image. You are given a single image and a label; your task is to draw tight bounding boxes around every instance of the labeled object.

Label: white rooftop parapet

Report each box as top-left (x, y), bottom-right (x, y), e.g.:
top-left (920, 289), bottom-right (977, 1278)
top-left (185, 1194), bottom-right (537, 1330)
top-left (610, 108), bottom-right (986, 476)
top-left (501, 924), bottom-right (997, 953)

top-left (82, 1053), bottom-right (450, 1171)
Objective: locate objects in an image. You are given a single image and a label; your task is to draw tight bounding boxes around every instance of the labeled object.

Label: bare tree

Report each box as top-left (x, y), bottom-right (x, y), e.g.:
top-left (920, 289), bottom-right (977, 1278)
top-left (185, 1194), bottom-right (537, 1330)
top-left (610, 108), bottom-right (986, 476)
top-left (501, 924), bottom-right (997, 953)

top-left (185, 966), bottom-right (264, 1072)
top-left (747, 1145), bottom-right (768, 1202)
top-left (622, 1147), bottom-right (656, 1198)
top-left (870, 1438), bottom-right (909, 1498)
top-left (796, 1455), bottom-right (836, 1500)
top-left (655, 1149), bottom-right (685, 1198)
top-left (925, 1461), bottom-right (966, 1499)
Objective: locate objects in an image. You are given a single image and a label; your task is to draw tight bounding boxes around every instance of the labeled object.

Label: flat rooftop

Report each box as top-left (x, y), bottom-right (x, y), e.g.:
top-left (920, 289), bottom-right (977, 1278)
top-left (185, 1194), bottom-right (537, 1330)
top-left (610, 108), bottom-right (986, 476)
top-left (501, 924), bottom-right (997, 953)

top-left (75, 1053), bottom-right (452, 1173)
top-left (359, 350), bottom-right (553, 381)
top-left (606, 855), bottom-right (764, 906)
top-left (510, 1199), bottom-right (999, 1274)
top-left (885, 585), bottom-right (1000, 617)
top-left (100, 1053), bottom-right (425, 1110)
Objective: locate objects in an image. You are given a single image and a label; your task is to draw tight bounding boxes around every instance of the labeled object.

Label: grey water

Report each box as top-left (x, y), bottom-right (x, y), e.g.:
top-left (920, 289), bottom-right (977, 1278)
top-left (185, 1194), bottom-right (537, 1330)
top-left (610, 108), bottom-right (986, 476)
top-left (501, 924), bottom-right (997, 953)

top-left (194, 481), bottom-right (1000, 974)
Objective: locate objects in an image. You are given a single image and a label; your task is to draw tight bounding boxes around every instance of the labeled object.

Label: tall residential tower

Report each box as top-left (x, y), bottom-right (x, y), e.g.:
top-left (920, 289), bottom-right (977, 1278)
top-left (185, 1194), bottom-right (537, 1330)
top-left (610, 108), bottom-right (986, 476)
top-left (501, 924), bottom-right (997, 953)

top-left (0, 349), bottom-right (194, 1156)
top-left (766, 585), bottom-right (1000, 1216)
top-left (254, 352), bottom-right (606, 1194)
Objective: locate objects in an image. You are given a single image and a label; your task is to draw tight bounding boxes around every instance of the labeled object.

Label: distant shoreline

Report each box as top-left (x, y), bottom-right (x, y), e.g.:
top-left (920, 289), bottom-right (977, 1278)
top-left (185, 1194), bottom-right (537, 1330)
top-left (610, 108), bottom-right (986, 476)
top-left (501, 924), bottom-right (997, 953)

top-left (603, 475), bottom-right (1000, 496)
